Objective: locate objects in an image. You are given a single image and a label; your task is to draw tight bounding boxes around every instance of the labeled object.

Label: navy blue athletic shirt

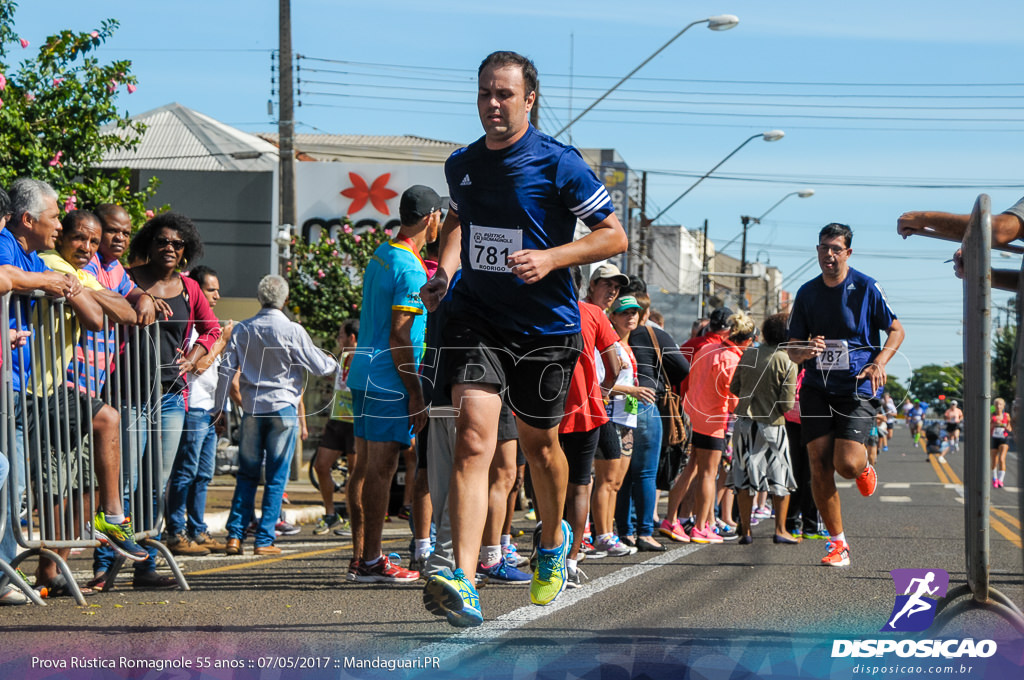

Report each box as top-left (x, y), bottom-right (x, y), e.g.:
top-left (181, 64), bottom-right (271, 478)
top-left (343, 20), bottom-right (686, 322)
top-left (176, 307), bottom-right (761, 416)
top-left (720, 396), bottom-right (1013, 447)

top-left (787, 267), bottom-right (897, 399)
top-left (445, 125), bottom-right (614, 336)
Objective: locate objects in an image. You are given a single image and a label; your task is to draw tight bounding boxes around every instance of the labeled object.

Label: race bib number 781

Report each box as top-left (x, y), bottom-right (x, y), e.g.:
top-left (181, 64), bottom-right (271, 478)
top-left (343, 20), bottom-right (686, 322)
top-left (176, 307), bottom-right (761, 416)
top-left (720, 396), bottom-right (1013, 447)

top-left (469, 224), bottom-right (522, 274)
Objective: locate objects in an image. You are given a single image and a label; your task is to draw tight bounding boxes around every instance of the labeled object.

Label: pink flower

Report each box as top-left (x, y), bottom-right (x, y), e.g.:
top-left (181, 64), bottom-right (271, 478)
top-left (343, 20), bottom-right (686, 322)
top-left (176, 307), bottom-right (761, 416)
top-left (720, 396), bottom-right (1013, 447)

top-left (367, 227), bottom-right (376, 234)
top-left (353, 235), bottom-right (362, 243)
top-left (0, 98), bottom-right (4, 109)
top-left (90, 31), bottom-right (99, 38)
top-left (25, 92), bottom-right (34, 102)
top-left (317, 269), bottom-right (325, 279)
top-left (343, 225), bottom-right (353, 234)
top-left (145, 209), bottom-right (155, 218)
top-left (127, 83), bottom-right (137, 94)
top-left (63, 192), bottom-right (77, 213)
top-left (384, 228), bottom-right (392, 237)
top-left (107, 79), bottom-right (118, 93)
top-left (326, 238), bottom-right (335, 245)
top-left (19, 38), bottom-right (29, 49)
top-left (52, 77), bottom-right (63, 87)
top-left (0, 74), bottom-right (6, 91)
top-left (49, 151), bottom-right (63, 167)
top-left (331, 250), bottom-right (339, 257)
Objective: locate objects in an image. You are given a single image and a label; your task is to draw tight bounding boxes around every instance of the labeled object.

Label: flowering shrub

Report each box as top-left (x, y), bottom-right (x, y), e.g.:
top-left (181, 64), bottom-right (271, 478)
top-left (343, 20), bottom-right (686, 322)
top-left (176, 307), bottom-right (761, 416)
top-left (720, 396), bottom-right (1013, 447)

top-left (285, 217), bottom-right (395, 342)
top-left (0, 3), bottom-right (160, 225)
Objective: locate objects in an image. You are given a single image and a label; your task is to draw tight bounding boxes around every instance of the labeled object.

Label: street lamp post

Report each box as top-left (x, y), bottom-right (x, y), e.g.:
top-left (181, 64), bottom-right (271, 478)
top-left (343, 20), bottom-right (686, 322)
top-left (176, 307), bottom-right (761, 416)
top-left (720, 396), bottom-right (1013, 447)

top-left (737, 189), bottom-right (814, 305)
top-left (553, 14), bottom-right (739, 139)
top-left (640, 130), bottom-right (784, 281)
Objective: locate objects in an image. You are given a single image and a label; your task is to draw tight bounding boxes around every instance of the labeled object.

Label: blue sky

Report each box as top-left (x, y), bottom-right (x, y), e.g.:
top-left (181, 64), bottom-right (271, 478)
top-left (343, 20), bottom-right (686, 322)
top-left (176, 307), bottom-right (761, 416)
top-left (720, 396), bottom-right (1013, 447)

top-left (9, 0), bottom-right (1024, 383)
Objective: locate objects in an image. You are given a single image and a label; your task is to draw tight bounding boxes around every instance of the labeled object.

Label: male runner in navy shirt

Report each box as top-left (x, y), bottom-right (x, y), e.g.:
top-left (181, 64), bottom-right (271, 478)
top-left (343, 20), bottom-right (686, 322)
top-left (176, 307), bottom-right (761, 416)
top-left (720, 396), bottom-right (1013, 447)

top-left (420, 51), bottom-right (627, 626)
top-left (787, 223), bottom-right (905, 568)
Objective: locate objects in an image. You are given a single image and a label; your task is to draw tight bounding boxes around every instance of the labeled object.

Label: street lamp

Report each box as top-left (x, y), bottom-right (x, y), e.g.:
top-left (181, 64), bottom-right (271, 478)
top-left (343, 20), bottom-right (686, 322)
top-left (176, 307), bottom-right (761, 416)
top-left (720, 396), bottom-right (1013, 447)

top-left (737, 189), bottom-right (815, 303)
top-left (647, 130), bottom-right (785, 226)
top-left (553, 14), bottom-right (739, 139)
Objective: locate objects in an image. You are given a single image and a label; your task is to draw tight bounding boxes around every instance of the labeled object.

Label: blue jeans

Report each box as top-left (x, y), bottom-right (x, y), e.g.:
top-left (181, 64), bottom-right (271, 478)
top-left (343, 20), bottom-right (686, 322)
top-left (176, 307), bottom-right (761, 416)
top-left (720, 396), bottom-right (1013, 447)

top-left (1, 394), bottom-right (26, 565)
top-left (94, 392), bottom-right (187, 575)
top-left (225, 407), bottom-right (298, 548)
top-left (615, 401), bottom-right (663, 538)
top-left (165, 408), bottom-right (216, 537)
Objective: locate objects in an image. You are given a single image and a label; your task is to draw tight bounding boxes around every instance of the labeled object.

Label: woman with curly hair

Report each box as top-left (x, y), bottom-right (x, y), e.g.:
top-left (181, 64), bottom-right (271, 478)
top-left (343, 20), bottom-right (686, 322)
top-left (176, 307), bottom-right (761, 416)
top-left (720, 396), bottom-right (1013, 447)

top-left (728, 313), bottom-right (799, 544)
top-left (682, 310), bottom-right (756, 543)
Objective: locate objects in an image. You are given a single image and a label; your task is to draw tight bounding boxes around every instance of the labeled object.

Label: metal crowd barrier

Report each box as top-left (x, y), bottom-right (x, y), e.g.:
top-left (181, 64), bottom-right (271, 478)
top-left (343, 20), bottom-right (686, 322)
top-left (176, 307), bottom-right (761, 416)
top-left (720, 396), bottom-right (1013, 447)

top-left (0, 291), bottom-right (188, 606)
top-left (930, 195), bottom-right (1024, 634)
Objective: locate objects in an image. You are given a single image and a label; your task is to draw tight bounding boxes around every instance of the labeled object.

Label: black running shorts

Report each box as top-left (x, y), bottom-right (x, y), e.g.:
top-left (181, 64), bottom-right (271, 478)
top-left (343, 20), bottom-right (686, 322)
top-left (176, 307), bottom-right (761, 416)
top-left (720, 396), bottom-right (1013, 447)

top-left (442, 315), bottom-right (583, 430)
top-left (799, 384), bottom-right (880, 445)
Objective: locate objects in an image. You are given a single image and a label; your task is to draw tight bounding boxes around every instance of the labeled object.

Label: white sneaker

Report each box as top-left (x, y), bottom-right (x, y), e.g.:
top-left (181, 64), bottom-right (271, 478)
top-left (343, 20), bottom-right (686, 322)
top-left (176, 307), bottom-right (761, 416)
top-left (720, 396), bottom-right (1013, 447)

top-left (0, 583), bottom-right (29, 606)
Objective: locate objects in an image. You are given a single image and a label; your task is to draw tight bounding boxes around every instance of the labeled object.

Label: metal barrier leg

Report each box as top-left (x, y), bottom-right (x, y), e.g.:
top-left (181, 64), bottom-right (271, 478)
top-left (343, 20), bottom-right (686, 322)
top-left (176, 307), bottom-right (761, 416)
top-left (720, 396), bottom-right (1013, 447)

top-left (140, 537), bottom-right (190, 590)
top-left (933, 596), bottom-right (1024, 637)
top-left (0, 559), bottom-right (45, 606)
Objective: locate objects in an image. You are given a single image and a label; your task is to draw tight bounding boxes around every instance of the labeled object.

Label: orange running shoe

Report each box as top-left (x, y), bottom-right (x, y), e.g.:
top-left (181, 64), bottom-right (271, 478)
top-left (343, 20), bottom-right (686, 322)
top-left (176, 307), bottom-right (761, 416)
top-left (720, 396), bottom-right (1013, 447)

top-left (820, 540), bottom-right (850, 567)
top-left (856, 463), bottom-right (877, 497)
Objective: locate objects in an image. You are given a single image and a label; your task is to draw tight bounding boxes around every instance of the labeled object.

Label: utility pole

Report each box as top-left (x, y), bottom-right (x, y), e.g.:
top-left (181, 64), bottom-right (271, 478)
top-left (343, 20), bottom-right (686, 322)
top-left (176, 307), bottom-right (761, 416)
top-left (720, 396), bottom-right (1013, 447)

top-left (278, 0), bottom-right (296, 232)
top-left (738, 214), bottom-right (752, 307)
top-left (699, 218), bottom-right (709, 317)
top-left (638, 171), bottom-right (649, 280)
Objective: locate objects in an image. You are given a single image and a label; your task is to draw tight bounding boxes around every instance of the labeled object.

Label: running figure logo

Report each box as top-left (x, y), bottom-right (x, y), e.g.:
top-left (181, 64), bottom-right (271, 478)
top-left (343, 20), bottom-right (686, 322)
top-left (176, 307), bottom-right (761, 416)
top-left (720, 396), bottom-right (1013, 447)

top-left (881, 568), bottom-right (949, 632)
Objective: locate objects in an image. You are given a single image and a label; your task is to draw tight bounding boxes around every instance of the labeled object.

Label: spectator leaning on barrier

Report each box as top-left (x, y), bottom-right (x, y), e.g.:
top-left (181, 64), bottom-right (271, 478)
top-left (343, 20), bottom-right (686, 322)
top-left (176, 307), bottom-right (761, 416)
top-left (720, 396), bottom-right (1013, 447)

top-left (215, 275), bottom-right (337, 556)
top-left (897, 196), bottom-right (1024, 291)
top-left (0, 179), bottom-right (149, 594)
top-left (345, 184), bottom-right (441, 584)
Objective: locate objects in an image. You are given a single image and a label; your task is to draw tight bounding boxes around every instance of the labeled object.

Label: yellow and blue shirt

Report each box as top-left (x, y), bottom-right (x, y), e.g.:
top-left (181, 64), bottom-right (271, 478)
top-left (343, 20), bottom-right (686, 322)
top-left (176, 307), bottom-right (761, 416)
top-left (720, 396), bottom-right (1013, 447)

top-left (347, 238), bottom-right (427, 397)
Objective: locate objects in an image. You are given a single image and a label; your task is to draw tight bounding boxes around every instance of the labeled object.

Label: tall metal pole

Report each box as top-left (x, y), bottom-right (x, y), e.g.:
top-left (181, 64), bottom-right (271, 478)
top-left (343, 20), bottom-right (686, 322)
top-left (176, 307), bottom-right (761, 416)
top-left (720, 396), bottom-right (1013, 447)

top-left (699, 218), bottom-right (709, 317)
top-left (738, 215), bottom-right (752, 306)
top-left (638, 171), bottom-right (648, 280)
top-left (278, 0), bottom-right (296, 230)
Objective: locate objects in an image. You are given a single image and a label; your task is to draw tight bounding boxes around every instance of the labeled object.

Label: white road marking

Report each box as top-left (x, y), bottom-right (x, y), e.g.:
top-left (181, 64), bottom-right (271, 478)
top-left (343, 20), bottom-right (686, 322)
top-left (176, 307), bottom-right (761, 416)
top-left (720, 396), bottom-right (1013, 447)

top-left (879, 496), bottom-right (912, 503)
top-left (413, 544), bottom-right (705, 663)
top-left (882, 483), bottom-right (910, 489)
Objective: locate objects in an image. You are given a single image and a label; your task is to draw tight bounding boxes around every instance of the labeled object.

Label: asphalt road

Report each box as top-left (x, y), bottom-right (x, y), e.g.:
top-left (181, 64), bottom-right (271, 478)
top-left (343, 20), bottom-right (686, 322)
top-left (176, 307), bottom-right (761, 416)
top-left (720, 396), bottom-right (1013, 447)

top-left (1, 426), bottom-right (1020, 680)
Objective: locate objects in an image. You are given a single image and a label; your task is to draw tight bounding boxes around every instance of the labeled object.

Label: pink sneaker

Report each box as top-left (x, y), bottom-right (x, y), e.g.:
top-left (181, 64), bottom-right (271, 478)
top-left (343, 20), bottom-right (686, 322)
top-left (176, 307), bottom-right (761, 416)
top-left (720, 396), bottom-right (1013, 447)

top-left (658, 519), bottom-right (690, 543)
top-left (689, 523), bottom-right (723, 544)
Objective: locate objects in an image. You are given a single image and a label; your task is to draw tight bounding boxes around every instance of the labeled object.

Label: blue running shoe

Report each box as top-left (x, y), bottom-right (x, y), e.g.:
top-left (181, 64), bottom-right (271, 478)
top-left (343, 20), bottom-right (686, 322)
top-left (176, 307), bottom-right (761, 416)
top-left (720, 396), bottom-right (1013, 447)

top-left (93, 512), bottom-right (148, 562)
top-left (530, 519), bottom-right (572, 606)
top-left (423, 568), bottom-right (482, 628)
top-left (477, 559), bottom-right (531, 584)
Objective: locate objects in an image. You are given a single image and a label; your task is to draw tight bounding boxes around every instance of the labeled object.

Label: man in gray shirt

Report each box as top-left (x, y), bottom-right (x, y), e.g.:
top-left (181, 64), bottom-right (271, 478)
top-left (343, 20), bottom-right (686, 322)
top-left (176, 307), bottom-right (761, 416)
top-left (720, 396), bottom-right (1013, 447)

top-left (215, 275), bottom-right (337, 555)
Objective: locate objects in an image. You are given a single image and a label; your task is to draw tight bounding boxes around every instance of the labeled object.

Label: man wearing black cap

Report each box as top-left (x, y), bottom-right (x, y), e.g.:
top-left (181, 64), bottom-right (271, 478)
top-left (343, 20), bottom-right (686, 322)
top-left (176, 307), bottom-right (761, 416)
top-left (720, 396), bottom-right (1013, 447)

top-left (345, 184), bottom-right (442, 584)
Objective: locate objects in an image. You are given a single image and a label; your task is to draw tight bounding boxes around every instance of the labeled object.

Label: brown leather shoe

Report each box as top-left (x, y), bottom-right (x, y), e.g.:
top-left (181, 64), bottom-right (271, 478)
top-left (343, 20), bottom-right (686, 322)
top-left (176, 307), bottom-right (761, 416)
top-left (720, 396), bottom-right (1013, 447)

top-left (193, 532), bottom-right (227, 553)
top-left (168, 532), bottom-right (211, 556)
top-left (253, 544), bottom-right (282, 556)
top-left (225, 538), bottom-right (242, 556)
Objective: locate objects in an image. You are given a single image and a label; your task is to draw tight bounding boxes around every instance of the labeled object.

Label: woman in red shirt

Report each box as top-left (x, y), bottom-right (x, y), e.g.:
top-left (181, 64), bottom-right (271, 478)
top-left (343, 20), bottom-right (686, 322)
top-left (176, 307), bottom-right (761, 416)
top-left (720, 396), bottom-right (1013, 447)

top-left (990, 397), bottom-right (1012, 488)
top-left (682, 311), bottom-right (756, 543)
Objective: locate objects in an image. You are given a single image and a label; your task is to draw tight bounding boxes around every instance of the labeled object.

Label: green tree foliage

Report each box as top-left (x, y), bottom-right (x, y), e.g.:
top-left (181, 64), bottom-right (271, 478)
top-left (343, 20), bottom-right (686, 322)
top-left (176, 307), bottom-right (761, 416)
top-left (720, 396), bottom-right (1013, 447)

top-left (285, 219), bottom-right (394, 342)
top-left (885, 374), bottom-right (908, 403)
top-left (908, 362), bottom-right (963, 408)
top-left (0, 1), bottom-right (157, 223)
top-left (991, 323), bottom-right (1016, 403)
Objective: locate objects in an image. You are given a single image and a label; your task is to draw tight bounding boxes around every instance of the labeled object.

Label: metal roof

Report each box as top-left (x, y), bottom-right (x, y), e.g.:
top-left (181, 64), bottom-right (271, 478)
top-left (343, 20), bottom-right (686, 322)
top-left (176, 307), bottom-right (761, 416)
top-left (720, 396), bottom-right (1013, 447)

top-left (99, 103), bottom-right (279, 172)
top-left (256, 133), bottom-right (462, 164)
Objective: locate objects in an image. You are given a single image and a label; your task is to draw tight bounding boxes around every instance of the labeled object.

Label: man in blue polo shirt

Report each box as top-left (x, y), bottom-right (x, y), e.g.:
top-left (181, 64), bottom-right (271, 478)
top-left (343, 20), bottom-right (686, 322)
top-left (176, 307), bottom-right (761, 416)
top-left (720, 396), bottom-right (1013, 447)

top-left (420, 51), bottom-right (628, 626)
top-left (346, 185), bottom-right (441, 585)
top-left (787, 222), bottom-right (905, 568)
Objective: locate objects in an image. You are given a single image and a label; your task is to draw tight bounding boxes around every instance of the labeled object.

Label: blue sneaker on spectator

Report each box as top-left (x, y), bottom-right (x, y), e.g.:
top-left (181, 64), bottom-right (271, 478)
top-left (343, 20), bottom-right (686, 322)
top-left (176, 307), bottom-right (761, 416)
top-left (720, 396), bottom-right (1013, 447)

top-left (478, 559), bottom-right (531, 584)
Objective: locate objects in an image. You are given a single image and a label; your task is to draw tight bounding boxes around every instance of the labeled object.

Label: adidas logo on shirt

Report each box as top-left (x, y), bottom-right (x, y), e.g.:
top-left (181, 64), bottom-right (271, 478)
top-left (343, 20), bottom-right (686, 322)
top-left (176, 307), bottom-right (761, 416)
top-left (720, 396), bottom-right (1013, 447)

top-left (847, 283), bottom-right (856, 291)
top-left (460, 174), bottom-right (472, 186)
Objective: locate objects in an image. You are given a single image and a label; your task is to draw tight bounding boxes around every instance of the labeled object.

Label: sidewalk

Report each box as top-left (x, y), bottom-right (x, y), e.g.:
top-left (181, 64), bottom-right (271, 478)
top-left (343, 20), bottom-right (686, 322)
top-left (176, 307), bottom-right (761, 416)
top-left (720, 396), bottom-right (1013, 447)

top-left (200, 476), bottom-right (333, 536)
